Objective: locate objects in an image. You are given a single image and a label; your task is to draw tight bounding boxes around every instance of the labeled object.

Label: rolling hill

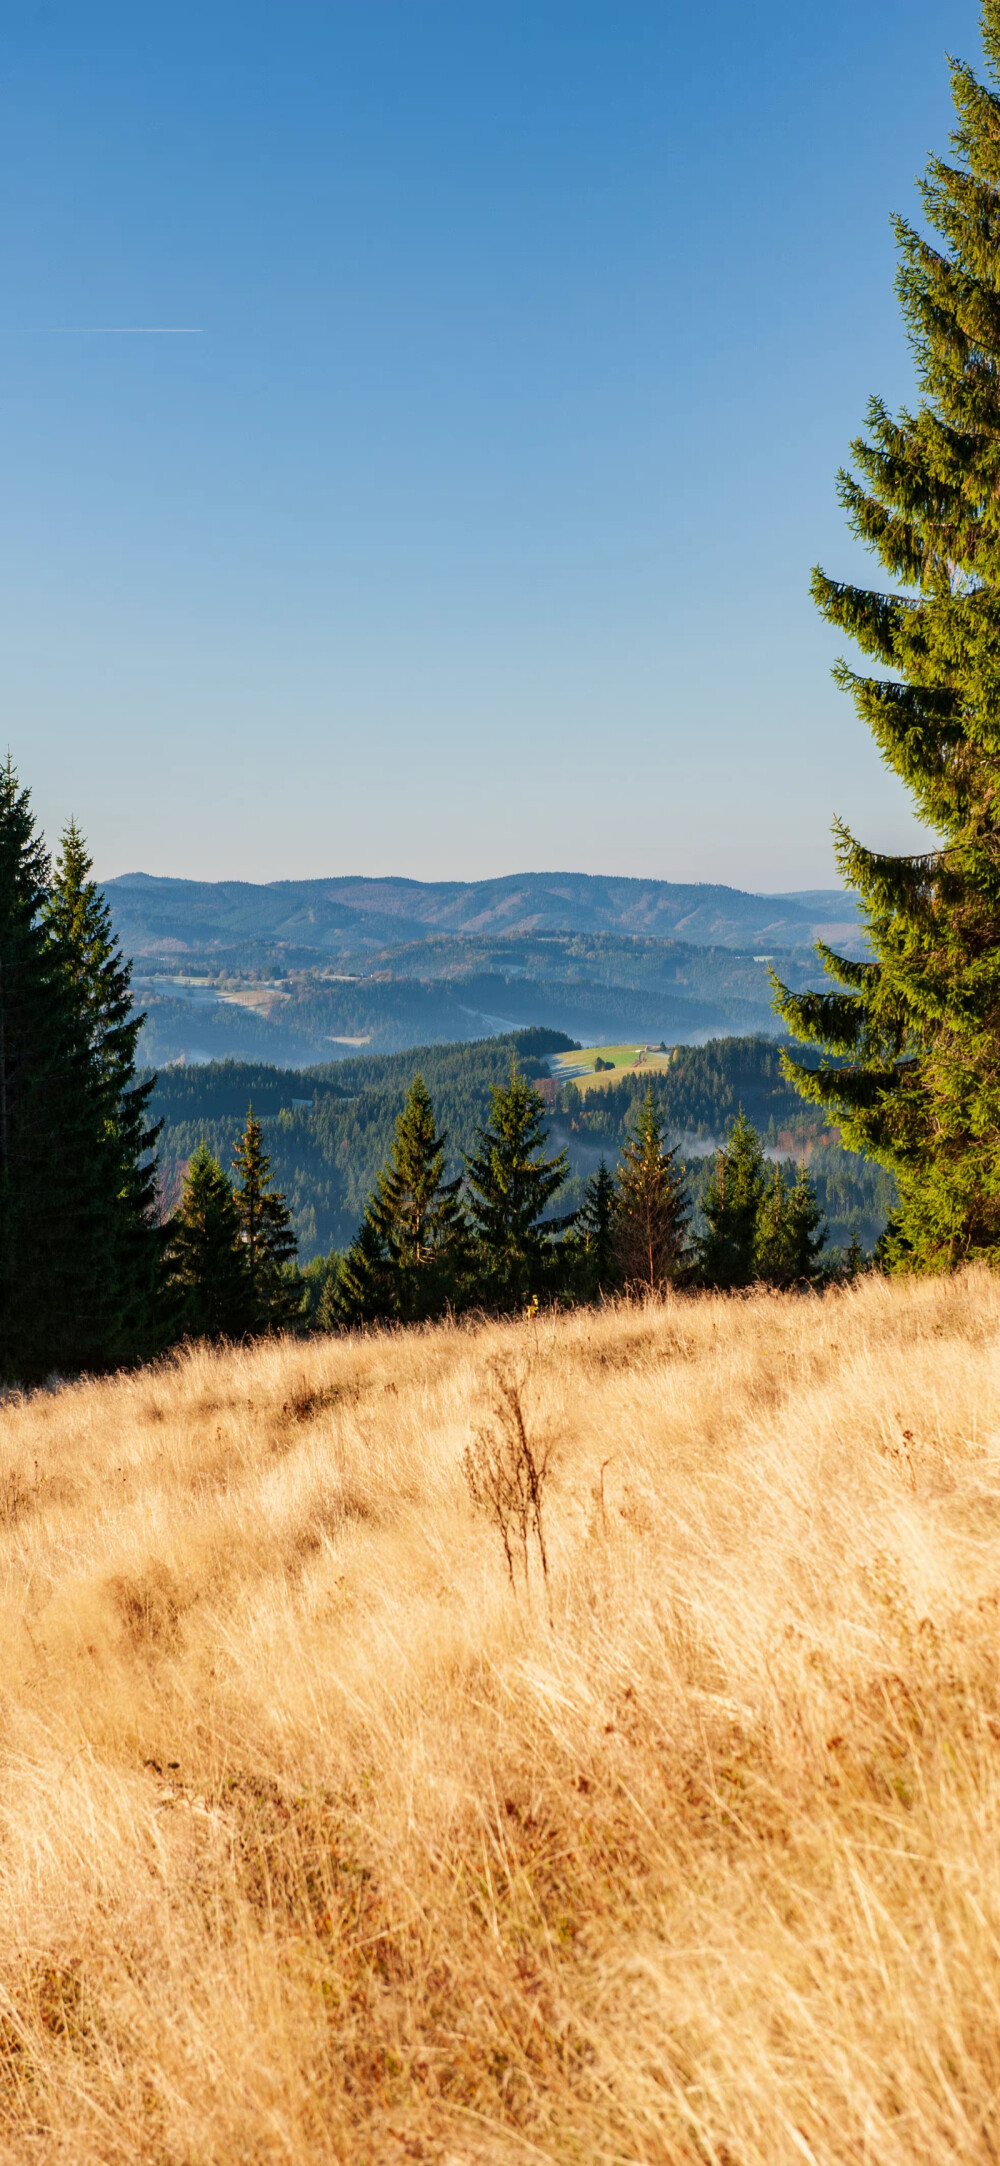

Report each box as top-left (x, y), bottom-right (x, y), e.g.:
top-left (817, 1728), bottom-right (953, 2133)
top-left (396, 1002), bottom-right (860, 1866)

top-left (108, 869), bottom-right (862, 956)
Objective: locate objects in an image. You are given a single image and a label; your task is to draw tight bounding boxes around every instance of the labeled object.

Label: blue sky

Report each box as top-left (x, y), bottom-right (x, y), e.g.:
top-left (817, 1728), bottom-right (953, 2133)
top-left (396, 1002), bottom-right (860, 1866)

top-left (1, 0), bottom-right (981, 888)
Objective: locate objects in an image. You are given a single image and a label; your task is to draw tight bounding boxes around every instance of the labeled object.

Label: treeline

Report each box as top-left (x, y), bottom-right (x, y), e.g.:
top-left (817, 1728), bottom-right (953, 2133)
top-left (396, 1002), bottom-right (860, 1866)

top-left (0, 763), bottom-right (865, 1385)
top-left (150, 1032), bottom-right (575, 1252)
top-left (560, 1038), bottom-right (819, 1142)
top-left (145, 1058), bottom-right (348, 1123)
top-left (555, 1047), bottom-right (898, 1253)
top-left (0, 768), bottom-right (312, 1377)
top-left (162, 1066), bottom-right (844, 1341)
top-left (305, 1074), bottom-right (842, 1330)
top-left (152, 1035), bottom-right (895, 1259)
top-left (146, 1028), bottom-right (568, 1116)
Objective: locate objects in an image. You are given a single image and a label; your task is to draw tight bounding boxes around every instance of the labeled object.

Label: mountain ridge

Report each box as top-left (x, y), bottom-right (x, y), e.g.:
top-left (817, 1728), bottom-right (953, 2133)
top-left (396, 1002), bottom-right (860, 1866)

top-left (106, 870), bottom-right (861, 955)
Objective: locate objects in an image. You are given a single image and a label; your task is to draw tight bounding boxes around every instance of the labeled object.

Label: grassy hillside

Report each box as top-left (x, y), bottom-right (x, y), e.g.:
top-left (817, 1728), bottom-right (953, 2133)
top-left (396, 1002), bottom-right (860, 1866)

top-left (1, 1275), bottom-right (997, 2161)
top-left (549, 1040), bottom-right (674, 1090)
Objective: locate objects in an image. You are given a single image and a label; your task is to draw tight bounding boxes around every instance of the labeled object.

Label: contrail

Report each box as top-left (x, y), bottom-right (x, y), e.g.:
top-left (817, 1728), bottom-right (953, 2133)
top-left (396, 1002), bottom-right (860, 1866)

top-left (52, 327), bottom-right (205, 335)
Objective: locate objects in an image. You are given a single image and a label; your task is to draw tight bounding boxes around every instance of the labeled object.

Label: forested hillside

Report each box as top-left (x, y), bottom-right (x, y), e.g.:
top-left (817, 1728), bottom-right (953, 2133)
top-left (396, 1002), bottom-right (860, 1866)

top-left (150, 1030), bottom-right (895, 1258)
top-left (150, 1030), bottom-right (572, 1253)
top-left (0, 741), bottom-right (883, 1380)
top-left (131, 932), bottom-right (827, 1068)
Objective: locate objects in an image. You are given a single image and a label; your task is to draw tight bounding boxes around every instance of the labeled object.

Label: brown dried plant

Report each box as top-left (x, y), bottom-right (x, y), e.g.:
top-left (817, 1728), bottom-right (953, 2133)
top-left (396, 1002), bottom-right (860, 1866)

top-left (461, 1358), bottom-right (555, 1618)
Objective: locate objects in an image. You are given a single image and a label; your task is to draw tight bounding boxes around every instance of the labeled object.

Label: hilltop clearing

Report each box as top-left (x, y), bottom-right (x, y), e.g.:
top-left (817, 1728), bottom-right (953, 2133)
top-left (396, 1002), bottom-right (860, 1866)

top-left (549, 1040), bottom-right (674, 1090)
top-left (0, 1274), bottom-right (998, 2162)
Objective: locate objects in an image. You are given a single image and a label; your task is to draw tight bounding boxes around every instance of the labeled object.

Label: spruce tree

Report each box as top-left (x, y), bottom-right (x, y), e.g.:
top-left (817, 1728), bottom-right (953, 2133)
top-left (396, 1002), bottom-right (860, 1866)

top-left (337, 1076), bottom-right (468, 1327)
top-left (313, 1252), bottom-right (344, 1332)
top-left (464, 1062), bottom-right (570, 1309)
top-left (232, 1108), bottom-right (300, 1332)
top-left (337, 1210), bottom-right (397, 1328)
top-left (579, 1158), bottom-right (618, 1296)
top-left (0, 769), bottom-right (146, 1380)
top-left (789, 1164), bottom-right (827, 1283)
top-left (613, 1091), bottom-right (689, 1294)
top-left (755, 1163), bottom-right (826, 1288)
top-left (773, 4), bottom-right (1000, 1267)
top-left (167, 1144), bottom-right (248, 1340)
top-left (43, 820), bottom-right (163, 1358)
top-left (699, 1112), bottom-right (766, 1290)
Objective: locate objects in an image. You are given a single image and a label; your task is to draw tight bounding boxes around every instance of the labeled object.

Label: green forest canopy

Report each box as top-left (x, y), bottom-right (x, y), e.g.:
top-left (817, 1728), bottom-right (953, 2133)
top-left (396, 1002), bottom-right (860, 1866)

top-left (148, 1030), bottom-right (895, 1261)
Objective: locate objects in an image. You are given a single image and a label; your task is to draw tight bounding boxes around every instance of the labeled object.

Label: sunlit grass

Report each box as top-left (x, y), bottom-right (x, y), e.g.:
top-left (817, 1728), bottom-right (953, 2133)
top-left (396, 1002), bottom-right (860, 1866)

top-left (1, 1273), bottom-right (999, 2161)
top-left (548, 1040), bottom-right (672, 1092)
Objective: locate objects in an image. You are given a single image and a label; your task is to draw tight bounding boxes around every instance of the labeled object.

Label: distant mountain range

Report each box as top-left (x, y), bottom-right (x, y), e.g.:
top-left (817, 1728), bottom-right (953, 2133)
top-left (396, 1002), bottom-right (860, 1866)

top-left (107, 871), bottom-right (860, 956)
top-left (107, 870), bottom-right (861, 1067)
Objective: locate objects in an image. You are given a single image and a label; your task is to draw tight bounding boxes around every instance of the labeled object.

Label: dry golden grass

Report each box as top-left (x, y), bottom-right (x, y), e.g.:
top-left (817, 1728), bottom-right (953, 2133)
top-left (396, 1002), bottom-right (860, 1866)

top-left (2, 1274), bottom-right (1000, 2162)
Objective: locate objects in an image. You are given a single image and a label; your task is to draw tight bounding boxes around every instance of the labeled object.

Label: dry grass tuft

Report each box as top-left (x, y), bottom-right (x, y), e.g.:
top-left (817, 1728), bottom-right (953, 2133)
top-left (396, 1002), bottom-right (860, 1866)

top-left (1, 1273), bottom-right (1000, 2160)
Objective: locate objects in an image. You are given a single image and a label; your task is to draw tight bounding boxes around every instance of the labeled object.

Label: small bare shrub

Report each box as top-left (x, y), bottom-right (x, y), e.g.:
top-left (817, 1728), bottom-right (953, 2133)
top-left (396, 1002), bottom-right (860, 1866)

top-left (461, 1359), bottom-right (555, 1618)
top-left (0, 1460), bottom-right (45, 1526)
top-left (109, 1564), bottom-right (183, 1649)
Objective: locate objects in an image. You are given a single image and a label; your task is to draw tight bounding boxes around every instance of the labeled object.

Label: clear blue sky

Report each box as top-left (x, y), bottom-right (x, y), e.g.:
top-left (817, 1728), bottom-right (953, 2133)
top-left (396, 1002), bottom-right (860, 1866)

top-left (1, 0), bottom-right (981, 889)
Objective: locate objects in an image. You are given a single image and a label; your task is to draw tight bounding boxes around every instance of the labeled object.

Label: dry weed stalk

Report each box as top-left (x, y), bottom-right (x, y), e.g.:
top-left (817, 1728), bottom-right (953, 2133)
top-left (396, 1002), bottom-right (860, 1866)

top-left (461, 1357), bottom-right (555, 1617)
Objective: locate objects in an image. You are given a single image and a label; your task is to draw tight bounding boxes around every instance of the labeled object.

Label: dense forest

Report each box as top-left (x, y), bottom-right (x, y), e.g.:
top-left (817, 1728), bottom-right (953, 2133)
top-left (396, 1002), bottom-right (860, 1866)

top-left (149, 1031), bottom-right (895, 1260)
top-left (150, 1030), bottom-right (575, 1253)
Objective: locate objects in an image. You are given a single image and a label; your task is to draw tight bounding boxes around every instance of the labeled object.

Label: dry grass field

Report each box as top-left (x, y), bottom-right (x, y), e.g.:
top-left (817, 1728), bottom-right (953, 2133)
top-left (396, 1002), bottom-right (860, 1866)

top-left (2, 1274), bottom-right (1000, 2163)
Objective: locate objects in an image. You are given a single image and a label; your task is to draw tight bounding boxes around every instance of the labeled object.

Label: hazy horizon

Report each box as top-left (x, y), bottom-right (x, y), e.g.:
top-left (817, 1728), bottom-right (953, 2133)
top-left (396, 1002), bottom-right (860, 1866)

top-left (105, 864), bottom-right (852, 900)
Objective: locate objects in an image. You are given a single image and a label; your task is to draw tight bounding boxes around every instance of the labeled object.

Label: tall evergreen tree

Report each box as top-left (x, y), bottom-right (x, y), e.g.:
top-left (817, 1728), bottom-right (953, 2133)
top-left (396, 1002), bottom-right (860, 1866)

top-left (755, 1163), bottom-right (826, 1289)
top-left (773, 5), bottom-right (1000, 1268)
top-left (43, 820), bottom-right (163, 1356)
top-left (337, 1210), bottom-right (397, 1328)
top-left (613, 1091), bottom-right (689, 1294)
top-left (232, 1108), bottom-right (300, 1331)
top-left (167, 1144), bottom-right (248, 1340)
top-left (0, 764), bottom-right (84, 1376)
top-left (0, 770), bottom-right (154, 1380)
top-left (578, 1158), bottom-right (619, 1296)
top-left (338, 1075), bottom-right (468, 1326)
top-left (312, 1251), bottom-right (344, 1333)
top-left (464, 1063), bottom-right (570, 1309)
top-left (699, 1112), bottom-right (767, 1290)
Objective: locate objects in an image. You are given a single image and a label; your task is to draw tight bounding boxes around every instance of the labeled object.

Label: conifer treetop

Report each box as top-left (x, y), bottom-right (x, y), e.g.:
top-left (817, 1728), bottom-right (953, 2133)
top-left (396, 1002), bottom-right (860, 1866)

top-left (773, 2), bottom-right (1000, 1267)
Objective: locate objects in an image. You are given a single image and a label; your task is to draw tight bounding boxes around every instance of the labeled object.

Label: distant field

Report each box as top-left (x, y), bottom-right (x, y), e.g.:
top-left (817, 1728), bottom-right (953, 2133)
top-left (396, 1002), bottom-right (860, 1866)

top-left (549, 1040), bottom-right (674, 1093)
